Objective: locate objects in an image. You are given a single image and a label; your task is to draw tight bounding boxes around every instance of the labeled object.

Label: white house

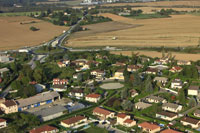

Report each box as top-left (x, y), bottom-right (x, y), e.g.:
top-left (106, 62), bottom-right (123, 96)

top-left (171, 79), bottom-right (183, 89)
top-left (156, 111), bottom-right (178, 121)
top-left (162, 103), bottom-right (182, 113)
top-left (0, 118), bottom-right (7, 129)
top-left (181, 117), bottom-right (200, 129)
top-left (188, 85), bottom-right (199, 96)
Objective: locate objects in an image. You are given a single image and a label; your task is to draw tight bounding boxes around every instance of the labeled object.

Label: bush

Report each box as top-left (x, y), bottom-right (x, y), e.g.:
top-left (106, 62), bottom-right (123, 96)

top-left (30, 26), bottom-right (39, 31)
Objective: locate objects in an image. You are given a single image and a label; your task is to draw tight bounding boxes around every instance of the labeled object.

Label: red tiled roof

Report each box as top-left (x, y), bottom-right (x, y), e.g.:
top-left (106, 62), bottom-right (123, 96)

top-left (93, 107), bottom-right (111, 116)
top-left (86, 93), bottom-right (101, 98)
top-left (29, 125), bottom-right (58, 133)
top-left (124, 119), bottom-right (133, 124)
top-left (0, 118), bottom-right (6, 123)
top-left (173, 66), bottom-right (182, 70)
top-left (161, 129), bottom-right (182, 133)
top-left (138, 122), bottom-right (160, 130)
top-left (61, 116), bottom-right (86, 125)
top-left (117, 113), bottom-right (127, 119)
top-left (3, 100), bottom-right (17, 107)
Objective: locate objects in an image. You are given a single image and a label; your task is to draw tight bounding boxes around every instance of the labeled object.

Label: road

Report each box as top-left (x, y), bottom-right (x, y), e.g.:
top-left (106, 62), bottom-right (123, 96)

top-left (182, 104), bottom-right (200, 115)
top-left (0, 85), bottom-right (12, 98)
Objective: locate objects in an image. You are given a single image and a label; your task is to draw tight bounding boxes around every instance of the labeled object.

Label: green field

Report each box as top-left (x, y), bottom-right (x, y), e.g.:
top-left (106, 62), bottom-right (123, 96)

top-left (80, 126), bottom-right (108, 133)
top-left (127, 13), bottom-right (169, 19)
top-left (0, 11), bottom-right (42, 17)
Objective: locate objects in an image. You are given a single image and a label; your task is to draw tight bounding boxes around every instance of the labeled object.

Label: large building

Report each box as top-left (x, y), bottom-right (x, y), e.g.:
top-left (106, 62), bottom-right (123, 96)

top-left (16, 91), bottom-right (60, 111)
top-left (0, 100), bottom-right (18, 114)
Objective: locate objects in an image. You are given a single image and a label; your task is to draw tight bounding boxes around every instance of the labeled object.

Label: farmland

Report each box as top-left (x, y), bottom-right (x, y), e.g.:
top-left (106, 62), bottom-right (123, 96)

top-left (110, 51), bottom-right (200, 61)
top-left (66, 13), bottom-right (200, 48)
top-left (0, 16), bottom-right (68, 50)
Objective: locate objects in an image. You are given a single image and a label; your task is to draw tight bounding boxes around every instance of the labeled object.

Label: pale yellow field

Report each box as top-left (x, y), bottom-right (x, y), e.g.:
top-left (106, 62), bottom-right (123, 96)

top-left (111, 51), bottom-right (200, 61)
top-left (0, 16), bottom-right (68, 50)
top-left (67, 13), bottom-right (200, 48)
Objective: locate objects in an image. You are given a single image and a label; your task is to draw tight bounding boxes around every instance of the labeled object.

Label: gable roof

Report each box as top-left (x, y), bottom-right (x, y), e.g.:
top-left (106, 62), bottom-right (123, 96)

top-left (117, 113), bottom-right (128, 119)
top-left (61, 115), bottom-right (86, 125)
top-left (162, 103), bottom-right (181, 109)
top-left (86, 93), bottom-right (101, 98)
top-left (161, 129), bottom-right (182, 133)
top-left (181, 117), bottom-right (200, 125)
top-left (30, 125), bottom-right (58, 133)
top-left (157, 111), bottom-right (177, 118)
top-left (3, 100), bottom-right (17, 107)
top-left (138, 122), bottom-right (160, 130)
top-left (188, 85), bottom-right (199, 90)
top-left (93, 107), bottom-right (112, 116)
top-left (0, 118), bottom-right (6, 123)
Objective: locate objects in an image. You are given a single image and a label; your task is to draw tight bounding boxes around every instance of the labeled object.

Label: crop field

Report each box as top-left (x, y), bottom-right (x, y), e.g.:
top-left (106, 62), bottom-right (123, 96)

top-left (67, 13), bottom-right (200, 48)
top-left (111, 51), bottom-right (200, 61)
top-left (0, 16), bottom-right (68, 50)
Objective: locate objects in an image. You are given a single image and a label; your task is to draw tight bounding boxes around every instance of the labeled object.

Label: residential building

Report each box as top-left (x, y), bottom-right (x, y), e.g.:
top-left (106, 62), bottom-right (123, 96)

top-left (57, 62), bottom-right (66, 68)
top-left (16, 91), bottom-right (60, 111)
top-left (0, 118), bottom-right (7, 129)
top-left (177, 60), bottom-right (191, 66)
top-left (145, 68), bottom-right (158, 75)
top-left (112, 69), bottom-right (124, 80)
top-left (153, 77), bottom-right (168, 86)
top-left (61, 115), bottom-right (87, 128)
top-left (193, 109), bottom-right (200, 118)
top-left (116, 113), bottom-right (136, 127)
top-left (93, 107), bottom-right (115, 119)
top-left (162, 103), bottom-right (182, 113)
top-left (85, 93), bottom-right (101, 103)
top-left (156, 111), bottom-right (178, 121)
top-left (171, 79), bottom-right (183, 89)
top-left (0, 100), bottom-right (18, 114)
top-left (138, 122), bottom-right (161, 133)
top-left (188, 85), bottom-right (199, 96)
top-left (29, 125), bottom-right (59, 133)
top-left (161, 129), bottom-right (182, 133)
top-left (127, 65), bottom-right (141, 72)
top-left (91, 69), bottom-right (106, 79)
top-left (145, 96), bottom-right (167, 104)
top-left (154, 58), bottom-right (169, 65)
top-left (135, 102), bottom-right (152, 110)
top-left (69, 89), bottom-right (84, 99)
top-left (180, 116), bottom-right (200, 129)
top-left (129, 89), bottom-right (138, 98)
top-left (0, 55), bottom-right (11, 63)
top-left (113, 62), bottom-right (126, 67)
top-left (51, 84), bottom-right (67, 92)
top-left (53, 78), bottom-right (68, 85)
top-left (0, 68), bottom-right (9, 76)
top-left (149, 65), bottom-right (168, 71)
top-left (170, 66), bottom-right (183, 73)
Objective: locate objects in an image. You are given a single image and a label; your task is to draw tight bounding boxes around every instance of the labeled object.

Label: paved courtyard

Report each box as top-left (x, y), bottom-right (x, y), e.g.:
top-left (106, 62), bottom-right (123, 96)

top-left (100, 82), bottom-right (124, 90)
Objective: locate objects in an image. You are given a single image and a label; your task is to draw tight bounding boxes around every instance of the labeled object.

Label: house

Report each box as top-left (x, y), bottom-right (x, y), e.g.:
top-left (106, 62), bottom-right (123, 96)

top-left (156, 111), bottom-right (178, 121)
top-left (145, 96), bottom-right (167, 104)
top-left (149, 65), bottom-right (169, 71)
top-left (86, 60), bottom-right (99, 67)
top-left (91, 69), bottom-right (106, 79)
top-left (180, 116), bottom-right (200, 129)
top-left (0, 55), bottom-right (11, 63)
top-left (0, 118), bottom-right (7, 129)
top-left (63, 60), bottom-right (70, 65)
top-left (171, 79), bottom-right (183, 89)
top-left (116, 113), bottom-right (136, 127)
top-left (16, 91), bottom-right (60, 111)
top-left (51, 84), bottom-right (67, 92)
top-left (162, 103), bottom-right (182, 113)
top-left (0, 100), bottom-right (18, 114)
top-left (161, 129), bottom-right (182, 133)
top-left (153, 77), bottom-right (168, 86)
top-left (69, 89), bottom-right (84, 99)
top-left (57, 62), bottom-right (66, 68)
top-left (127, 65), bottom-right (141, 72)
top-left (85, 93), bottom-right (101, 103)
top-left (0, 68), bottom-right (9, 76)
top-left (193, 109), bottom-right (200, 118)
top-left (170, 66), bottom-right (183, 73)
top-left (53, 78), bottom-right (68, 85)
top-left (154, 58), bottom-right (169, 65)
top-left (61, 115), bottom-right (87, 128)
top-left (145, 68), bottom-right (158, 75)
top-left (129, 89), bottom-right (138, 98)
top-left (177, 60), bottom-right (191, 66)
top-left (29, 125), bottom-right (59, 133)
top-left (135, 102), bottom-right (152, 110)
top-left (113, 62), bottom-right (126, 67)
top-left (93, 107), bottom-right (115, 119)
top-left (112, 69), bottom-right (124, 80)
top-left (188, 85), bottom-right (199, 96)
top-left (138, 122), bottom-right (161, 133)
top-left (71, 59), bottom-right (87, 66)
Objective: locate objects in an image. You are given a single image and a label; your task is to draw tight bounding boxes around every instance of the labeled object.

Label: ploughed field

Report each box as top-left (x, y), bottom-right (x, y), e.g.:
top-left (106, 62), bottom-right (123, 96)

top-left (0, 16), bottom-right (68, 50)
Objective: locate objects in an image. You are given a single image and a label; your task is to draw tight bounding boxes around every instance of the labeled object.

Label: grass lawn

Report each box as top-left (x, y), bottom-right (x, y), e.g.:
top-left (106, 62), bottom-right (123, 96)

top-left (81, 126), bottom-right (108, 133)
top-left (34, 48), bottom-right (64, 54)
top-left (127, 14), bottom-right (169, 19)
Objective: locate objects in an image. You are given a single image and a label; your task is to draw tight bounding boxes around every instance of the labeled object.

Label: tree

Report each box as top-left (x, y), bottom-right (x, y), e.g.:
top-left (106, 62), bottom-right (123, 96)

top-left (30, 26), bottom-right (39, 31)
top-left (121, 100), bottom-right (133, 111)
top-left (188, 97), bottom-right (197, 107)
top-left (178, 88), bottom-right (186, 105)
top-left (145, 75), bottom-right (153, 92)
top-left (121, 88), bottom-right (128, 99)
top-left (113, 100), bottom-right (121, 110)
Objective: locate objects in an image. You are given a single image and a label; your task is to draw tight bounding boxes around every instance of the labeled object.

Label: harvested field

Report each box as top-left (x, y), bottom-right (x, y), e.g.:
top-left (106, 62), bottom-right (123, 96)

top-left (67, 13), bottom-right (200, 48)
top-left (103, 1), bottom-right (200, 7)
top-left (0, 16), bottom-right (68, 50)
top-left (111, 51), bottom-right (200, 61)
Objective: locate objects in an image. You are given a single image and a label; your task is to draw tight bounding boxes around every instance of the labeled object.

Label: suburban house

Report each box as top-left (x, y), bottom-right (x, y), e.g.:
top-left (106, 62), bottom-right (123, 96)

top-left (112, 69), bottom-right (124, 80)
top-left (145, 68), bottom-right (158, 75)
top-left (171, 79), bottom-right (183, 89)
top-left (180, 116), bottom-right (200, 129)
top-left (149, 65), bottom-right (168, 71)
top-left (162, 103), bottom-right (182, 113)
top-left (156, 111), bottom-right (178, 121)
top-left (154, 58), bottom-right (169, 65)
top-left (61, 115), bottom-right (87, 128)
top-left (16, 91), bottom-right (60, 111)
top-left (127, 65), bottom-right (141, 72)
top-left (113, 62), bottom-right (126, 67)
top-left (69, 89), bottom-right (84, 99)
top-left (0, 118), bottom-right (7, 129)
top-left (63, 59), bottom-right (70, 66)
top-left (194, 109), bottom-right (200, 118)
top-left (85, 93), bottom-right (101, 103)
top-left (0, 100), bottom-right (18, 114)
top-left (161, 129), bottom-right (182, 133)
top-left (71, 59), bottom-right (87, 66)
top-left (138, 122), bottom-right (161, 133)
top-left (188, 85), bottom-right (199, 96)
top-left (177, 60), bottom-right (191, 66)
top-left (0, 55), bottom-right (11, 63)
top-left (153, 77), bottom-right (168, 86)
top-left (51, 84), bottom-right (67, 92)
top-left (129, 89), bottom-right (138, 98)
top-left (53, 78), bottom-right (68, 85)
top-left (91, 69), bottom-right (106, 79)
top-left (29, 125), bottom-right (59, 133)
top-left (145, 96), bottom-right (167, 104)
top-left (57, 62), bottom-right (66, 68)
top-left (170, 66), bottom-right (183, 73)
top-left (116, 113), bottom-right (136, 127)
top-left (135, 102), bottom-right (152, 110)
top-left (93, 107), bottom-right (115, 119)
